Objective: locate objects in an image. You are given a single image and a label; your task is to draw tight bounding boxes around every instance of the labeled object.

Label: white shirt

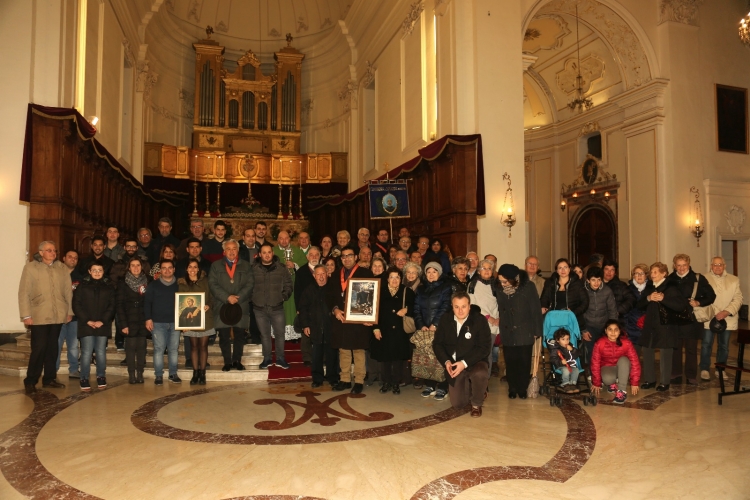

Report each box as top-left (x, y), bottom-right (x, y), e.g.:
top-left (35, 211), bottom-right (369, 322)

top-left (453, 315), bottom-right (469, 368)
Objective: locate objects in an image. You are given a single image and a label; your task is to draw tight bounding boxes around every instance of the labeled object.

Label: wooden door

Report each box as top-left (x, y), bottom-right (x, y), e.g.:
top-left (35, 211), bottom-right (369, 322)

top-left (573, 206), bottom-right (616, 266)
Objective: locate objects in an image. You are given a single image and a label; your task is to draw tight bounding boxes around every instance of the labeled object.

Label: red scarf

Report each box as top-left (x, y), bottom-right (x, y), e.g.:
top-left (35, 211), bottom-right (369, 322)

top-left (340, 264), bottom-right (359, 293)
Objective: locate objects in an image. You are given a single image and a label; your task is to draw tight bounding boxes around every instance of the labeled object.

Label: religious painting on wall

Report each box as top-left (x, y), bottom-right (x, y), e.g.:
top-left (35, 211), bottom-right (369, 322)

top-left (716, 84), bottom-right (748, 154)
top-left (175, 292), bottom-right (206, 330)
top-left (344, 278), bottom-right (380, 324)
top-left (369, 180), bottom-right (411, 219)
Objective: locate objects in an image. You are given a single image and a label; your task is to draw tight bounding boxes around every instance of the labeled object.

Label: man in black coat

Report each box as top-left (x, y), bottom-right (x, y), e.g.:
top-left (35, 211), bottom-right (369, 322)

top-left (299, 265), bottom-right (338, 388)
top-left (603, 260), bottom-right (636, 318)
top-left (295, 247), bottom-right (321, 365)
top-left (77, 235), bottom-right (115, 276)
top-left (432, 292), bottom-right (492, 417)
top-left (152, 217), bottom-right (181, 256)
top-left (327, 246), bottom-right (374, 394)
top-left (175, 238), bottom-right (211, 279)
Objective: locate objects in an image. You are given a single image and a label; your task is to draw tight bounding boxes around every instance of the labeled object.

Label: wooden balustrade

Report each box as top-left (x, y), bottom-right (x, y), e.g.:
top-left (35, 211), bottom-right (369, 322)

top-left (23, 107), bottom-right (188, 258)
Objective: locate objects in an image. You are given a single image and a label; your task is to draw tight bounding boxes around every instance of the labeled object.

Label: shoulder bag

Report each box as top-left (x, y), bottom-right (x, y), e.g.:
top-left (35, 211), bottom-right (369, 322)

top-left (402, 291), bottom-right (416, 334)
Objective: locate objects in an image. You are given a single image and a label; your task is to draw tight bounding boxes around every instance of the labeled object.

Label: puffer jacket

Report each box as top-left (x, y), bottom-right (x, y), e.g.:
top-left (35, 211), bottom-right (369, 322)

top-left (540, 272), bottom-right (589, 332)
top-left (548, 340), bottom-right (580, 370)
top-left (590, 333), bottom-right (641, 388)
top-left (414, 277), bottom-right (452, 329)
top-left (624, 281), bottom-right (648, 344)
top-left (582, 282), bottom-right (618, 334)
top-left (250, 256), bottom-right (293, 309)
top-left (605, 276), bottom-right (636, 317)
top-left (72, 276), bottom-right (116, 338)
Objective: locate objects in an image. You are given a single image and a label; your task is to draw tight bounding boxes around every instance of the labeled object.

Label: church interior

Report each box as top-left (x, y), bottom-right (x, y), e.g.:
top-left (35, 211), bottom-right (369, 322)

top-left (1, 0), bottom-right (750, 498)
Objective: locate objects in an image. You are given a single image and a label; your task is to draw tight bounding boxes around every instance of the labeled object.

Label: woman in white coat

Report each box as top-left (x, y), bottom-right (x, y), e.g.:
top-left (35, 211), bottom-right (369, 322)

top-left (468, 259), bottom-right (500, 373)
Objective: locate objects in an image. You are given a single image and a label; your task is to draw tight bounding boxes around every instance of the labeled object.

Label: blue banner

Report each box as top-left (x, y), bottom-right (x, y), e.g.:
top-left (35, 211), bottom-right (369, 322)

top-left (368, 181), bottom-right (410, 219)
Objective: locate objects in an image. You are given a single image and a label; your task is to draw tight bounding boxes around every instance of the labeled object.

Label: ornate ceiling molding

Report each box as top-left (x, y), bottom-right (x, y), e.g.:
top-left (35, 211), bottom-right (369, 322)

top-left (525, 14), bottom-right (571, 53)
top-left (402, 1), bottom-right (424, 37)
top-left (659, 0), bottom-right (703, 26)
top-left (579, 121), bottom-right (600, 136)
top-left (361, 60), bottom-right (375, 88)
top-left (555, 54), bottom-right (605, 94)
top-left (136, 60), bottom-right (158, 100)
top-left (122, 38), bottom-right (135, 67)
top-left (538, 0), bottom-right (652, 89)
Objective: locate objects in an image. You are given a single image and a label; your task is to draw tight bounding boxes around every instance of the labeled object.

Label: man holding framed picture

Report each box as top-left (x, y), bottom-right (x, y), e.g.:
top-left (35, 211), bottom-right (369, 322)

top-left (327, 246), bottom-right (374, 394)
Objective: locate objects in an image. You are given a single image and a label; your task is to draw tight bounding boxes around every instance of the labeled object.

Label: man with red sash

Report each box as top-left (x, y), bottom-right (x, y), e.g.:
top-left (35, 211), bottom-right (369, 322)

top-left (327, 245), bottom-right (374, 394)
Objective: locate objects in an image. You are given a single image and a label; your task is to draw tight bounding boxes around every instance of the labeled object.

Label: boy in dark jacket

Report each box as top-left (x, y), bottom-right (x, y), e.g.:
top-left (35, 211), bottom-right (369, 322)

top-left (582, 267), bottom-right (617, 362)
top-left (548, 328), bottom-right (580, 393)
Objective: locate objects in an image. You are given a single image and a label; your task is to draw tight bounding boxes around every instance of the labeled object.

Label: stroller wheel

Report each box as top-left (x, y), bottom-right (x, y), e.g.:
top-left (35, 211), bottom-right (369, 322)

top-left (549, 396), bottom-right (555, 407)
top-left (590, 396), bottom-right (598, 406)
top-left (554, 396), bottom-right (561, 407)
top-left (583, 396), bottom-right (589, 406)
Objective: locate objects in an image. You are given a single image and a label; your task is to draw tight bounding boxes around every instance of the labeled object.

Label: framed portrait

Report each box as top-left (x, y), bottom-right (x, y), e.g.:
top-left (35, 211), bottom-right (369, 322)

top-left (716, 84), bottom-right (748, 154)
top-left (344, 278), bottom-right (380, 324)
top-left (175, 292), bottom-right (205, 330)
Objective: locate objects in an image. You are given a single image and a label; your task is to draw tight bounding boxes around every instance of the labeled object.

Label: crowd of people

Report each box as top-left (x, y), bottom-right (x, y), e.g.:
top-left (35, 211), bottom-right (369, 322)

top-left (18, 219), bottom-right (743, 418)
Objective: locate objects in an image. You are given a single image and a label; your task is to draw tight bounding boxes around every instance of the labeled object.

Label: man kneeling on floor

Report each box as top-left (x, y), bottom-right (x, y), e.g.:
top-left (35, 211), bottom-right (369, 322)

top-left (432, 292), bottom-right (492, 417)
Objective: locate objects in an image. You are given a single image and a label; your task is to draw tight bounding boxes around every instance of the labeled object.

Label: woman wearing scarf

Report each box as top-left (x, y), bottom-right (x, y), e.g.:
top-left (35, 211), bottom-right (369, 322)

top-left (496, 264), bottom-right (543, 399)
top-left (624, 263), bottom-right (650, 351)
top-left (371, 268), bottom-right (415, 394)
top-left (402, 262), bottom-right (423, 292)
top-left (116, 258), bottom-right (151, 384)
top-left (178, 258), bottom-right (214, 385)
top-left (469, 259), bottom-right (501, 374)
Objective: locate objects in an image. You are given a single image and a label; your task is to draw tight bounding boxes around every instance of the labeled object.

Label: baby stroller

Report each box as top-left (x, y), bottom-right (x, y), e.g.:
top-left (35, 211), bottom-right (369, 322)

top-left (540, 310), bottom-right (596, 407)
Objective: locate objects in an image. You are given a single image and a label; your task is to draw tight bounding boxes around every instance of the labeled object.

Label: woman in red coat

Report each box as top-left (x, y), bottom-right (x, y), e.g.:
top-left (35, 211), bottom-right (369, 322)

top-left (591, 319), bottom-right (641, 404)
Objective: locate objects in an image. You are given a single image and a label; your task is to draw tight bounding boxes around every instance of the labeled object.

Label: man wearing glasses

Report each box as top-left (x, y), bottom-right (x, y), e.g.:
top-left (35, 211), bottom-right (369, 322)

top-left (328, 246), bottom-right (374, 394)
top-left (525, 256), bottom-right (545, 297)
top-left (19, 241), bottom-right (73, 393)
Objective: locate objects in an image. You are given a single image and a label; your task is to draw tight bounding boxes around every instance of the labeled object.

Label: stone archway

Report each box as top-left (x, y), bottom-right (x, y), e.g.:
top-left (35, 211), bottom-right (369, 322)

top-left (570, 203), bottom-right (618, 266)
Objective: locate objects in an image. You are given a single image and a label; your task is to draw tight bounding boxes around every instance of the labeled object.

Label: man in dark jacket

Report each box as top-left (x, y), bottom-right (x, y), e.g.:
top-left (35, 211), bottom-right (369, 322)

top-left (583, 267), bottom-right (618, 362)
top-left (603, 260), bottom-right (636, 318)
top-left (432, 292), bottom-right (492, 417)
top-left (238, 228), bottom-right (260, 345)
top-left (175, 238), bottom-right (211, 279)
top-left (144, 259), bottom-right (180, 385)
top-left (251, 242), bottom-right (293, 369)
top-left (295, 247), bottom-right (321, 365)
top-left (152, 217), bottom-right (181, 256)
top-left (77, 235), bottom-right (115, 276)
top-left (327, 246), bottom-right (374, 394)
top-left (299, 265), bottom-right (338, 388)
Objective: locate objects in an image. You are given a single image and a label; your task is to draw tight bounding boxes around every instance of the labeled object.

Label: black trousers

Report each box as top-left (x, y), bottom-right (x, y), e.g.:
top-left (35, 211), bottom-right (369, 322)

top-left (380, 360), bottom-right (404, 385)
top-left (671, 338), bottom-right (698, 381)
top-left (301, 333), bottom-right (312, 363)
top-left (312, 341), bottom-right (339, 384)
top-left (217, 327), bottom-right (245, 365)
top-left (125, 336), bottom-right (147, 374)
top-left (114, 316), bottom-right (125, 349)
top-left (25, 324), bottom-right (62, 386)
top-left (504, 344), bottom-right (533, 395)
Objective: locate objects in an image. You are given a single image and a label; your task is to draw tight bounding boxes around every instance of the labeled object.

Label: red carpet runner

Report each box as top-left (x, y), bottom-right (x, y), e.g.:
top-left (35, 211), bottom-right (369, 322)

top-left (267, 340), bottom-right (311, 380)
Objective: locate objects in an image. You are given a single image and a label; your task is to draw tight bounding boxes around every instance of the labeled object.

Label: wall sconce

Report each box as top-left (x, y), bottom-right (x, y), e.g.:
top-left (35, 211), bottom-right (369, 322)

top-left (560, 184), bottom-right (567, 211)
top-left (590, 189), bottom-right (596, 196)
top-left (690, 186), bottom-right (704, 247)
top-left (604, 191), bottom-right (610, 200)
top-left (572, 192), bottom-right (578, 198)
top-left (501, 172), bottom-right (516, 237)
top-left (560, 199), bottom-right (567, 211)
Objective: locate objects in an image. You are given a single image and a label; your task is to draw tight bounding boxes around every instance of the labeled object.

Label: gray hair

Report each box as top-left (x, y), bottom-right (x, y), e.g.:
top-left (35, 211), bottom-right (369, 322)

top-left (38, 240), bottom-right (56, 252)
top-left (711, 256), bottom-right (726, 265)
top-left (222, 239), bottom-right (239, 250)
top-left (358, 227), bottom-right (370, 236)
top-left (478, 259), bottom-right (496, 271)
top-left (452, 256), bottom-right (470, 270)
top-left (313, 264), bottom-right (327, 272)
top-left (190, 219), bottom-right (204, 226)
top-left (307, 246), bottom-right (321, 254)
top-left (138, 227), bottom-right (152, 238)
top-left (158, 217), bottom-right (172, 226)
top-left (403, 262), bottom-right (423, 278)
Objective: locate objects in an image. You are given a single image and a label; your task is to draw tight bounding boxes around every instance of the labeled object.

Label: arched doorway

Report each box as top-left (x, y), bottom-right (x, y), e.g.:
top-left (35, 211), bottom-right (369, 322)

top-left (571, 204), bottom-right (617, 266)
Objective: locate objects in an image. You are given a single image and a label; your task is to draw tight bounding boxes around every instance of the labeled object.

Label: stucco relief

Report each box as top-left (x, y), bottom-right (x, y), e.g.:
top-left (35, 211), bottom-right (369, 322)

top-left (361, 61), bottom-right (375, 88)
top-left (725, 205), bottom-right (746, 235)
top-left (136, 61), bottom-right (158, 100)
top-left (402, 1), bottom-right (424, 37)
top-left (659, 0), bottom-right (703, 26)
top-left (555, 54), bottom-right (605, 94)
top-left (338, 80), bottom-right (357, 113)
top-left (538, 0), bottom-right (651, 89)
top-left (523, 15), bottom-right (571, 53)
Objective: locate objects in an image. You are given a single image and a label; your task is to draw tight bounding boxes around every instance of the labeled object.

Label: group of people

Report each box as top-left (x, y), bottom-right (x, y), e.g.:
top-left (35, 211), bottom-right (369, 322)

top-left (19, 221), bottom-right (742, 418)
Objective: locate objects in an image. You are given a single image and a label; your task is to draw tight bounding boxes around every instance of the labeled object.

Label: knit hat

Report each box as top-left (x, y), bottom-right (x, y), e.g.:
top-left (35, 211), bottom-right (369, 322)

top-left (498, 264), bottom-right (521, 281)
top-left (424, 261), bottom-right (443, 276)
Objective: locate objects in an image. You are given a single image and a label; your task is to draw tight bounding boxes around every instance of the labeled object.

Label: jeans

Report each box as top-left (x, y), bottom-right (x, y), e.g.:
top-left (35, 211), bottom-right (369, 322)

top-left (700, 328), bottom-right (732, 371)
top-left (80, 336), bottom-right (107, 379)
top-left (560, 366), bottom-right (580, 386)
top-left (255, 307), bottom-right (286, 363)
top-left (56, 321), bottom-right (79, 374)
top-left (152, 322), bottom-right (179, 378)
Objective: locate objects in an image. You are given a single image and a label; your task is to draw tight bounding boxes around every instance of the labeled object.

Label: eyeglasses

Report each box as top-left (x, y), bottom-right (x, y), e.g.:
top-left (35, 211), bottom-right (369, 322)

top-left (480, 267), bottom-right (493, 271)
top-left (341, 254), bottom-right (355, 259)
top-left (633, 272), bottom-right (646, 276)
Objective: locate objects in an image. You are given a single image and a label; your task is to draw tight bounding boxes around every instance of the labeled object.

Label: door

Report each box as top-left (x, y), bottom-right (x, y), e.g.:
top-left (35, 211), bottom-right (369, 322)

top-left (573, 206), bottom-right (616, 266)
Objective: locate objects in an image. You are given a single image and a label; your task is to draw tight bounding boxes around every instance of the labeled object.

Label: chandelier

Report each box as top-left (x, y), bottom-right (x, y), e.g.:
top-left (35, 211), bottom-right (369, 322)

top-left (741, 11), bottom-right (750, 47)
top-left (568, 5), bottom-right (593, 113)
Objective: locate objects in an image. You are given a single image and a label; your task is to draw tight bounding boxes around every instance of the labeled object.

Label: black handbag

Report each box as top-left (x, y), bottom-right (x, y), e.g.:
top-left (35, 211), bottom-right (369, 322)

top-left (658, 278), bottom-right (698, 326)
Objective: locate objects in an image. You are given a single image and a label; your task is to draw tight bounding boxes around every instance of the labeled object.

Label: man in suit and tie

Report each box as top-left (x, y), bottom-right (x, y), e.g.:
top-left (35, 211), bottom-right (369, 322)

top-left (432, 291), bottom-right (492, 417)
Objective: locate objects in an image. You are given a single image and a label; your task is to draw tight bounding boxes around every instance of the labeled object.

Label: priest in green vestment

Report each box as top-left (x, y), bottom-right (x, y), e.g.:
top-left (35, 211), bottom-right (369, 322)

top-left (273, 230), bottom-right (308, 344)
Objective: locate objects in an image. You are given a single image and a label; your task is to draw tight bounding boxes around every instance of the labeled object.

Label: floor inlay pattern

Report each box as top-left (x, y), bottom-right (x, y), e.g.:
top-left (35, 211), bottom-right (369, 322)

top-left (596, 379), bottom-right (718, 410)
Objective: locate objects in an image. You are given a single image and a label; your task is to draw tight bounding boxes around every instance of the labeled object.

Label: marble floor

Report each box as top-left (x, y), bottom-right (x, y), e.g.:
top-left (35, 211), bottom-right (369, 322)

top-left (0, 370), bottom-right (749, 500)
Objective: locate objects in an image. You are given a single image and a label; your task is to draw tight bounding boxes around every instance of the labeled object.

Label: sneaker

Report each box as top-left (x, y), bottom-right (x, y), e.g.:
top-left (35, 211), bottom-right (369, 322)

top-left (259, 359), bottom-right (273, 369)
top-left (433, 389), bottom-right (447, 401)
top-left (168, 374), bottom-right (182, 384)
top-left (116, 347), bottom-right (125, 353)
top-left (607, 383), bottom-right (617, 393)
top-left (275, 360), bottom-right (290, 369)
top-left (80, 379), bottom-right (91, 391)
top-left (421, 387), bottom-right (436, 398)
top-left (700, 370), bottom-right (710, 381)
top-left (96, 377), bottom-right (107, 389)
top-left (68, 371), bottom-right (80, 379)
top-left (154, 377), bottom-right (163, 385)
top-left (613, 390), bottom-right (627, 404)
top-left (716, 370), bottom-right (728, 381)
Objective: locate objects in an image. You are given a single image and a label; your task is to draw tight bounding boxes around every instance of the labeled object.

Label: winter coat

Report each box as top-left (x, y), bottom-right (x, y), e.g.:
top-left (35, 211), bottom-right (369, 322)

top-left (116, 277), bottom-right (150, 338)
top-left (294, 264), bottom-right (317, 311)
top-left (249, 256), bottom-right (293, 309)
top-left (497, 274), bottom-right (543, 347)
top-left (590, 334), bottom-right (641, 387)
top-left (636, 279), bottom-right (687, 349)
top-left (209, 258), bottom-right (255, 329)
top-left (703, 271), bottom-right (743, 331)
top-left (624, 281), bottom-right (648, 344)
top-left (529, 274), bottom-right (545, 298)
top-left (76, 254), bottom-right (115, 277)
top-left (178, 273), bottom-right (214, 331)
top-left (548, 340), bottom-right (580, 370)
top-left (605, 276), bottom-right (636, 317)
top-left (72, 277), bottom-right (116, 338)
top-left (432, 304), bottom-right (492, 385)
top-left (298, 282), bottom-right (333, 345)
top-left (583, 282), bottom-right (618, 334)
top-left (110, 254), bottom-right (151, 283)
top-left (667, 268), bottom-right (716, 339)
top-left (18, 260), bottom-right (73, 324)
top-left (414, 277), bottom-right (453, 329)
top-left (326, 265), bottom-right (374, 350)
top-left (448, 275), bottom-right (469, 294)
top-left (540, 273), bottom-right (589, 332)
top-left (371, 285), bottom-right (415, 362)
top-left (469, 277), bottom-right (500, 335)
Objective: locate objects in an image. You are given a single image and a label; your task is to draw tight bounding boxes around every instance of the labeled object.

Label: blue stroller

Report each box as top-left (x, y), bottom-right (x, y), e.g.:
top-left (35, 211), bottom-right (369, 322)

top-left (540, 310), bottom-right (596, 406)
